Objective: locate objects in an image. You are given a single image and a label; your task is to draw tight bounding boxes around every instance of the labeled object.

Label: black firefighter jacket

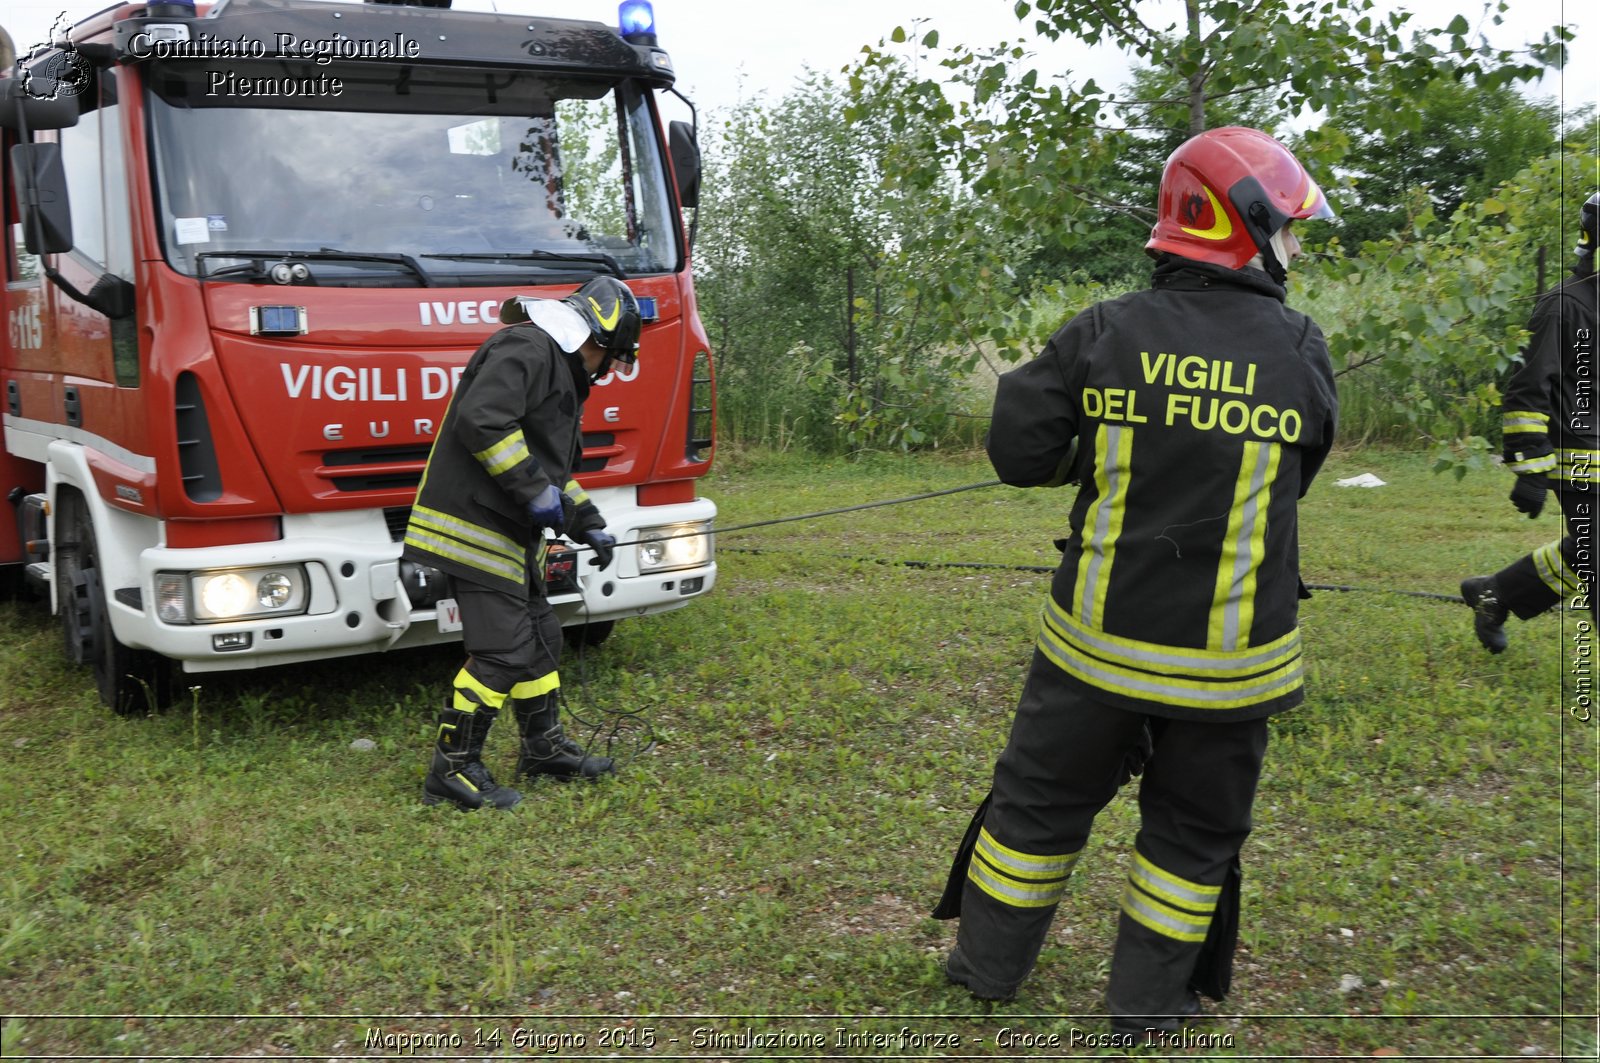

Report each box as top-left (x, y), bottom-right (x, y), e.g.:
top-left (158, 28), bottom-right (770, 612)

top-left (402, 323), bottom-right (595, 597)
top-left (988, 258), bottom-right (1338, 721)
top-left (1500, 271), bottom-right (1600, 489)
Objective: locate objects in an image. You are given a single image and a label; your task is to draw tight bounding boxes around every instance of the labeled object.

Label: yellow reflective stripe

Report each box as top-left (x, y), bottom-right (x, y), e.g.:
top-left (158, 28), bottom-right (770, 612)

top-left (1179, 184), bottom-right (1234, 241)
top-left (1131, 851), bottom-right (1221, 909)
top-left (588, 294), bottom-right (622, 330)
top-left (1501, 410), bottom-right (1549, 431)
top-left (405, 525), bottom-right (524, 585)
top-left (452, 771), bottom-right (481, 794)
top-left (473, 430), bottom-right (532, 478)
top-left (1509, 453), bottom-right (1558, 475)
top-left (1121, 883), bottom-right (1212, 942)
top-left (1209, 441), bottom-right (1279, 652)
top-left (453, 667), bottom-right (509, 712)
top-left (965, 828), bottom-right (1079, 909)
top-left (413, 504), bottom-right (524, 561)
top-left (563, 479), bottom-right (591, 506)
top-left (1074, 424), bottom-right (1133, 629)
top-left (968, 858), bottom-right (1069, 908)
top-left (974, 827), bottom-right (1078, 881)
top-left (1042, 595), bottom-right (1301, 675)
top-left (1553, 450), bottom-right (1600, 483)
top-left (1533, 540), bottom-right (1585, 597)
top-left (509, 671), bottom-right (561, 699)
top-left (1038, 621), bottom-right (1303, 709)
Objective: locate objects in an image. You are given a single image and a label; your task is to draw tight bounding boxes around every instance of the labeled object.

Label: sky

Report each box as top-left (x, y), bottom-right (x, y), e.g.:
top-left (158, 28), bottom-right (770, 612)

top-left (3, 0), bottom-right (1596, 128)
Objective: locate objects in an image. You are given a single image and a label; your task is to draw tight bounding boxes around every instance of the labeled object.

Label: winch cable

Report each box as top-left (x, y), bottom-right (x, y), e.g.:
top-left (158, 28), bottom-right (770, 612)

top-left (715, 546), bottom-right (1470, 604)
top-left (562, 473), bottom-right (1468, 606)
top-left (555, 476), bottom-right (1471, 764)
top-left (558, 477), bottom-right (1003, 762)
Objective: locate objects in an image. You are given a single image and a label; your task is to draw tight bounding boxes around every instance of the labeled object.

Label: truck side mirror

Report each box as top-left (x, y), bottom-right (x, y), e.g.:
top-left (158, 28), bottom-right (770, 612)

top-left (668, 120), bottom-right (700, 209)
top-left (0, 78), bottom-right (82, 132)
top-left (9, 143), bottom-right (74, 255)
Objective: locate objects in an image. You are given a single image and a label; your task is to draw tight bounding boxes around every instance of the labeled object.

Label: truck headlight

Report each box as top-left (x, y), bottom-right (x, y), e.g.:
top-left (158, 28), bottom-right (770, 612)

top-left (155, 565), bottom-right (309, 623)
top-left (635, 522), bottom-right (710, 573)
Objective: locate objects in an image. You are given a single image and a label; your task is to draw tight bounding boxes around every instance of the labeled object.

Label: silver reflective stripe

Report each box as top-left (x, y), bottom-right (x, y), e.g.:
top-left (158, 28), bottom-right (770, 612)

top-left (1121, 885), bottom-right (1212, 942)
top-left (1219, 442), bottom-right (1272, 651)
top-left (968, 859), bottom-right (1067, 909)
top-left (1037, 633), bottom-right (1303, 707)
top-left (405, 525), bottom-right (524, 584)
top-left (1502, 410), bottom-right (1549, 430)
top-left (413, 504), bottom-right (524, 560)
top-left (1533, 540), bottom-right (1583, 596)
top-left (1043, 596), bottom-right (1299, 675)
top-left (1131, 852), bottom-right (1220, 909)
top-left (975, 828), bottom-right (1078, 880)
top-left (474, 430), bottom-right (532, 477)
top-left (1078, 424), bottom-right (1127, 625)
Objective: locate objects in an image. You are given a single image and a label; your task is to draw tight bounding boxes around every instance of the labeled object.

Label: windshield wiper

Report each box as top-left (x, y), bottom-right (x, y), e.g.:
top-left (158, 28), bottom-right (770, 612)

top-left (196, 249), bottom-right (436, 287)
top-left (420, 249), bottom-right (627, 279)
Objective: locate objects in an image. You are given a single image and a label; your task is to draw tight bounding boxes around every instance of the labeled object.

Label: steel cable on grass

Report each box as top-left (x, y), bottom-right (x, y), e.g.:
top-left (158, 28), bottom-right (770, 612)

top-left (561, 473), bottom-right (1468, 606)
top-left (557, 478), bottom-right (1005, 759)
top-left (558, 478), bottom-right (1471, 761)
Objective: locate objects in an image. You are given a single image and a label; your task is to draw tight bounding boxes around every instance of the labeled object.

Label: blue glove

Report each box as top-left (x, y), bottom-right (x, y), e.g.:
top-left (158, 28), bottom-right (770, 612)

top-left (581, 529), bottom-right (616, 569)
top-left (527, 484), bottom-right (565, 531)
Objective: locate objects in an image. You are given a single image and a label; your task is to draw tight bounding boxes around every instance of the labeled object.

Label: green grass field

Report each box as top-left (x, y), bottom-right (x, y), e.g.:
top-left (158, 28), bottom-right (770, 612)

top-left (0, 446), bottom-right (1594, 1059)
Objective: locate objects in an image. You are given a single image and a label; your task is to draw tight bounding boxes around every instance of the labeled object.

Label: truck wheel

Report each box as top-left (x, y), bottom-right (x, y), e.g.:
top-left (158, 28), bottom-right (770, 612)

top-left (57, 498), bottom-right (176, 716)
top-left (573, 620), bottom-right (614, 647)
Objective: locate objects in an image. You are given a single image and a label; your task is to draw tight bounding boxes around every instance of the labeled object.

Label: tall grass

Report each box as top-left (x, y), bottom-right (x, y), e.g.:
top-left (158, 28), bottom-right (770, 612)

top-left (0, 446), bottom-right (1592, 1058)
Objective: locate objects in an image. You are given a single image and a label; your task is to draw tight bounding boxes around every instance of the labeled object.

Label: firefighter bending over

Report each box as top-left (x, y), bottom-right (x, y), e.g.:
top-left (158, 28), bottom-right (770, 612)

top-left (402, 276), bottom-right (642, 810)
top-left (1461, 192), bottom-right (1600, 652)
top-left (935, 128), bottom-right (1339, 1034)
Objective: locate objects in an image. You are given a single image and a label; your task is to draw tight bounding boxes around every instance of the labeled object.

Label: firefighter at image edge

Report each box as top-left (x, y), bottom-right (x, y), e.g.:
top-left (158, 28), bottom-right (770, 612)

top-left (933, 127), bottom-right (1340, 1034)
top-left (1461, 191), bottom-right (1600, 653)
top-left (401, 276), bottom-right (644, 811)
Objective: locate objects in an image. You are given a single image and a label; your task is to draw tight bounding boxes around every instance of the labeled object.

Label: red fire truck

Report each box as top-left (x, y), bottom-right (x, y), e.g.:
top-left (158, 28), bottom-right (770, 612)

top-left (1, 0), bottom-right (716, 713)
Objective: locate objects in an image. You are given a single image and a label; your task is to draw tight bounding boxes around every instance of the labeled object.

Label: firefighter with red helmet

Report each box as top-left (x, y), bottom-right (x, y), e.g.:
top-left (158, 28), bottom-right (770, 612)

top-left (403, 275), bottom-right (642, 810)
top-left (935, 127), bottom-right (1338, 1032)
top-left (1461, 192), bottom-right (1600, 652)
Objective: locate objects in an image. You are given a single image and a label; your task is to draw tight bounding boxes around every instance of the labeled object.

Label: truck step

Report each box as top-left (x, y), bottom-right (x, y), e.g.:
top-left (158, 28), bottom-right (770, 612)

top-left (25, 562), bottom-right (52, 588)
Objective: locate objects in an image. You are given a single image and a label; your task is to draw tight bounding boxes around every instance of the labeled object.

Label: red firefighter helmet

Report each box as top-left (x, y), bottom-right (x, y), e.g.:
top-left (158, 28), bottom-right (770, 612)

top-left (1146, 126), bottom-right (1334, 276)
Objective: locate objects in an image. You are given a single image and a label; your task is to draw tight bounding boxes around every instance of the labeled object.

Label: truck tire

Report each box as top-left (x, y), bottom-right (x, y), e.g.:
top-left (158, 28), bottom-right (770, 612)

top-left (573, 619), bottom-right (614, 647)
top-left (56, 495), bottom-right (176, 716)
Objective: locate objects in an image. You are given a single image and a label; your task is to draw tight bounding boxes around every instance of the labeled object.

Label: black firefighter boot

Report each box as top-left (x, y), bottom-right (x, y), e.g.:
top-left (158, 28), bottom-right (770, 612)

top-left (1460, 575), bottom-right (1510, 654)
top-left (514, 693), bottom-right (615, 782)
top-left (422, 704), bottom-right (524, 811)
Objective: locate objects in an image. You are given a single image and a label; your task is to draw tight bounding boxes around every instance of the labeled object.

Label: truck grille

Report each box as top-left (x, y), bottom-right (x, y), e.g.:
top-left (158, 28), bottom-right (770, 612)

top-left (383, 507), bottom-right (412, 542)
top-left (319, 445), bottom-right (431, 493)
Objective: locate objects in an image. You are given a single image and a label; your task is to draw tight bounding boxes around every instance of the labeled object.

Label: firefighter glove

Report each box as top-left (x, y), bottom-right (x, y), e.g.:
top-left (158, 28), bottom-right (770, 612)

top-left (580, 529), bottom-right (616, 569)
top-left (1510, 474), bottom-right (1548, 519)
top-left (527, 484), bottom-right (566, 532)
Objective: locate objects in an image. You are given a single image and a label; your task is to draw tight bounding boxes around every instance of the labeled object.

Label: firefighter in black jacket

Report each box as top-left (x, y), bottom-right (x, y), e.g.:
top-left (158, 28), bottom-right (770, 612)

top-left (936, 128), bottom-right (1338, 1031)
top-left (1461, 192), bottom-right (1599, 652)
top-left (403, 276), bottom-right (642, 811)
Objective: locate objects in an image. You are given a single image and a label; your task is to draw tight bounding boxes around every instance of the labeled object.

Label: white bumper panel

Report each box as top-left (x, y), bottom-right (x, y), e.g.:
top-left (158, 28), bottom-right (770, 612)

top-left (123, 490), bottom-right (715, 674)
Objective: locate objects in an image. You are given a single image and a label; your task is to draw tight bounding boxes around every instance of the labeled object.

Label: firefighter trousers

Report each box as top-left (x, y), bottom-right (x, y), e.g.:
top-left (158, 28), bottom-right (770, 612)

top-left (448, 576), bottom-right (564, 713)
top-left (950, 649), bottom-right (1270, 1010)
top-left (1491, 488), bottom-right (1598, 623)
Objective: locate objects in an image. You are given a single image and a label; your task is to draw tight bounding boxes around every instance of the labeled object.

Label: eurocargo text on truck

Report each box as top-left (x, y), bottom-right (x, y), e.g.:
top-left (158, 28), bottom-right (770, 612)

top-left (1, 0), bottom-right (716, 713)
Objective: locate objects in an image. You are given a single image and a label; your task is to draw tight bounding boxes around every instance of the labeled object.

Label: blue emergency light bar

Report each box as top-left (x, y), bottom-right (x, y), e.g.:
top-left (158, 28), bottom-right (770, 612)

top-left (618, 0), bottom-right (656, 46)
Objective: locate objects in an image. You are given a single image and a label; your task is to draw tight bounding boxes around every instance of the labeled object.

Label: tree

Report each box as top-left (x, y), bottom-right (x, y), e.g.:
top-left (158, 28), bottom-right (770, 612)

top-left (1324, 73), bottom-right (1562, 247)
top-left (845, 0), bottom-right (1566, 371)
top-left (695, 71), bottom-right (986, 452)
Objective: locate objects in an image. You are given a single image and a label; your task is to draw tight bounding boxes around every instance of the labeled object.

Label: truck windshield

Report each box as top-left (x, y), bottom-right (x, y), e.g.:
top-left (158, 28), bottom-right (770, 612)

top-left (145, 61), bottom-right (678, 284)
